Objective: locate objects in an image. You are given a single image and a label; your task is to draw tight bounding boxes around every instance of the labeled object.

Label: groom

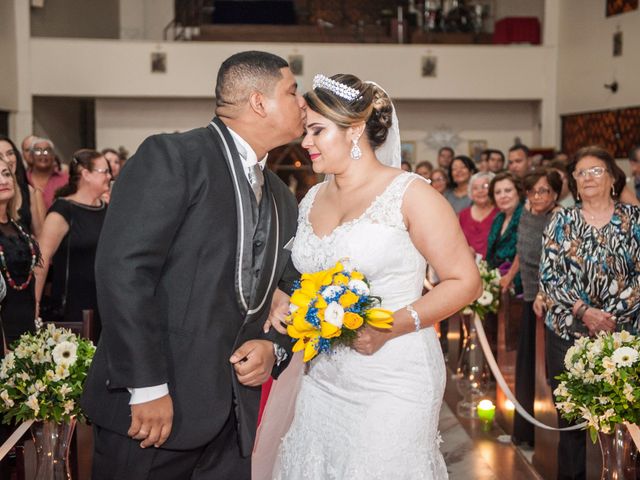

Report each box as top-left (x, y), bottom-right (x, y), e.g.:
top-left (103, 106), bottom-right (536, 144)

top-left (81, 51), bottom-right (305, 479)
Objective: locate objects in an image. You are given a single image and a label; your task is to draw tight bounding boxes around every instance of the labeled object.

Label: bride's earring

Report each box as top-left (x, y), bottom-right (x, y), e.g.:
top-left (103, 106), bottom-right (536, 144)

top-left (350, 134), bottom-right (362, 160)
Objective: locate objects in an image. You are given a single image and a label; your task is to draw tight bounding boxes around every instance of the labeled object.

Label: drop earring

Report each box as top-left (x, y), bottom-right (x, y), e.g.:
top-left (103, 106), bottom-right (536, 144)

top-left (350, 134), bottom-right (362, 160)
top-left (611, 185), bottom-right (616, 197)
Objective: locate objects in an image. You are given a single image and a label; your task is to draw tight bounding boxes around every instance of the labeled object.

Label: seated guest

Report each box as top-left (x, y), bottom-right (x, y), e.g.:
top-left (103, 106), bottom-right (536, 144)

top-left (437, 146), bottom-right (454, 170)
top-left (512, 168), bottom-right (562, 448)
top-left (0, 136), bottom-right (46, 236)
top-left (458, 171), bottom-right (497, 258)
top-left (35, 149), bottom-right (110, 339)
top-left (548, 159), bottom-right (574, 208)
top-left (476, 150), bottom-right (489, 172)
top-left (415, 160), bottom-right (433, 179)
top-left (26, 137), bottom-right (69, 210)
top-left (429, 168), bottom-right (448, 195)
top-left (445, 155), bottom-right (478, 213)
top-left (539, 146), bottom-right (640, 480)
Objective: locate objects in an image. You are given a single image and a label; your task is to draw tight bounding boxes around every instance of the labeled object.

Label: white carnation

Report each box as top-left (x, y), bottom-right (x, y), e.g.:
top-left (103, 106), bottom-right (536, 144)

top-left (324, 302), bottom-right (344, 328)
top-left (52, 341), bottom-right (78, 367)
top-left (611, 346), bottom-right (639, 368)
top-left (321, 286), bottom-right (345, 300)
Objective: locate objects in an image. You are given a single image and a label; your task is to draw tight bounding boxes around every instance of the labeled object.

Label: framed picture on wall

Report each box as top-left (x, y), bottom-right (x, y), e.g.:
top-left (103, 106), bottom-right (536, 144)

top-left (401, 141), bottom-right (416, 165)
top-left (606, 0), bottom-right (638, 16)
top-left (468, 140), bottom-right (487, 163)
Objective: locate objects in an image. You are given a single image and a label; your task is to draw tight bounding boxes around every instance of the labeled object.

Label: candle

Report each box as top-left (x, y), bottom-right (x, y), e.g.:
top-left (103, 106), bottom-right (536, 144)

top-left (477, 399), bottom-right (496, 422)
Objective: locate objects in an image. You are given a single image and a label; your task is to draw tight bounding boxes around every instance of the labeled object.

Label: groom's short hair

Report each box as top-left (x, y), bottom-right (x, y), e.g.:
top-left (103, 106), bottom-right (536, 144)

top-left (215, 51), bottom-right (289, 108)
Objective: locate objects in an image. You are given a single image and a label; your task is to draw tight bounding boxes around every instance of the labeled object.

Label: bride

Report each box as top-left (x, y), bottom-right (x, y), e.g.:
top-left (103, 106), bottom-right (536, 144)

top-left (255, 74), bottom-right (481, 479)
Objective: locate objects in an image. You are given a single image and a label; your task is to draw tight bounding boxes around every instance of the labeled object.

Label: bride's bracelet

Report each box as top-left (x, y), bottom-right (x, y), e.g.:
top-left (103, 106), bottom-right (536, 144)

top-left (406, 304), bottom-right (421, 332)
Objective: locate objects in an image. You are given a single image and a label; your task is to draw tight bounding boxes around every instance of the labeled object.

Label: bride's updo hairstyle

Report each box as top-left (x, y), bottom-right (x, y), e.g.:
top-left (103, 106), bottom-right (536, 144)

top-left (304, 74), bottom-right (393, 150)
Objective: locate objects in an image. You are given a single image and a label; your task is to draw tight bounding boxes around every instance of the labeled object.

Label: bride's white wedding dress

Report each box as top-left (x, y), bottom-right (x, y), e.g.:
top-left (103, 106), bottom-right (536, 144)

top-left (272, 172), bottom-right (448, 480)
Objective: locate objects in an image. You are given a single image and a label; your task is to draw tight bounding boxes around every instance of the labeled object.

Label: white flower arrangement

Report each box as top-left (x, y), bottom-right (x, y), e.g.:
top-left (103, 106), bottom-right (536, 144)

top-left (462, 259), bottom-right (502, 317)
top-left (0, 324), bottom-right (95, 424)
top-left (554, 331), bottom-right (640, 442)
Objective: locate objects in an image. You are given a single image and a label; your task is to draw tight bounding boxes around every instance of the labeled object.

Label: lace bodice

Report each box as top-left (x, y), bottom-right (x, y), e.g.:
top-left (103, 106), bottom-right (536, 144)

top-left (292, 172), bottom-right (427, 311)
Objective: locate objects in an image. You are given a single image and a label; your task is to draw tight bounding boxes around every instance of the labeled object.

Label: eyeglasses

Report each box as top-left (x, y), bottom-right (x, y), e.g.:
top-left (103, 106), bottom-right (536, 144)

top-left (92, 168), bottom-right (111, 175)
top-left (572, 166), bottom-right (607, 179)
top-left (527, 187), bottom-right (552, 197)
top-left (471, 183), bottom-right (490, 192)
top-left (431, 177), bottom-right (447, 184)
top-left (32, 148), bottom-right (53, 156)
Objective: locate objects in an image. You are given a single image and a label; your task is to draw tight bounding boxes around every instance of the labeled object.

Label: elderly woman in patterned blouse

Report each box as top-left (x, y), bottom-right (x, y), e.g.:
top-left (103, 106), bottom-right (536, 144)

top-left (539, 145), bottom-right (640, 480)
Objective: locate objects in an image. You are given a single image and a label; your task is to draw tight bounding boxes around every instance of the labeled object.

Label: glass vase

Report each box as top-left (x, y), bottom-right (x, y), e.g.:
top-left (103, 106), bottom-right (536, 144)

top-left (30, 419), bottom-right (76, 480)
top-left (455, 312), bottom-right (494, 417)
top-left (597, 424), bottom-right (638, 480)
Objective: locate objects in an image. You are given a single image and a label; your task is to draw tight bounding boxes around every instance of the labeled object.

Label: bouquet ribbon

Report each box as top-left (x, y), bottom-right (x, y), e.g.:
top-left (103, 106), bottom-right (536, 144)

top-left (0, 419), bottom-right (34, 461)
top-left (473, 314), bottom-right (586, 432)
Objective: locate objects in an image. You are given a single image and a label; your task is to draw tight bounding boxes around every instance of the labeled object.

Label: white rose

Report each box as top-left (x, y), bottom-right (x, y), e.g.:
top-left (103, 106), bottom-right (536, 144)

top-left (477, 291), bottom-right (493, 306)
top-left (324, 302), bottom-right (344, 329)
top-left (347, 279), bottom-right (369, 296)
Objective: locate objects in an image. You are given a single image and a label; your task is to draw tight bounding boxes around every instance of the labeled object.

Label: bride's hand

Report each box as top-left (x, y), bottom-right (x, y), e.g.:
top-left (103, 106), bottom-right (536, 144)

top-left (263, 288), bottom-right (291, 335)
top-left (352, 326), bottom-right (391, 355)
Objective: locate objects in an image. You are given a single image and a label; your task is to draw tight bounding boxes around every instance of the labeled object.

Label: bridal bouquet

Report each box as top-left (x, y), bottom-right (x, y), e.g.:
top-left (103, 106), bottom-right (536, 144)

top-left (554, 331), bottom-right (640, 442)
top-left (462, 258), bottom-right (501, 317)
top-left (286, 259), bottom-right (394, 362)
top-left (0, 324), bottom-right (96, 424)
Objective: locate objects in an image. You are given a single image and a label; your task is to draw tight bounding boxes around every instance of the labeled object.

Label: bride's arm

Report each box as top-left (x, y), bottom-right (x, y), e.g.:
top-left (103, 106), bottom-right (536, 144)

top-left (354, 179), bottom-right (482, 354)
top-left (396, 179), bottom-right (482, 335)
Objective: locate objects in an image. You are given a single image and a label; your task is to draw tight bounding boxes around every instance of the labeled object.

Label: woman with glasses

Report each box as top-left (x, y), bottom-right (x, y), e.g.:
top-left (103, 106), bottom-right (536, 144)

top-left (26, 138), bottom-right (69, 210)
top-left (429, 168), bottom-right (448, 195)
top-left (34, 149), bottom-right (110, 340)
top-left (458, 171), bottom-right (498, 258)
top-left (539, 146), bottom-right (640, 480)
top-left (511, 168), bottom-right (562, 448)
top-left (0, 136), bottom-right (46, 236)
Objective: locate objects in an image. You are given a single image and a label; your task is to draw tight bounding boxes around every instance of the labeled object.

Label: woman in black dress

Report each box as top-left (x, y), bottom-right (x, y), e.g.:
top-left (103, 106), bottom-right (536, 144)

top-left (0, 136), bottom-right (46, 236)
top-left (35, 149), bottom-right (110, 340)
top-left (0, 159), bottom-right (41, 351)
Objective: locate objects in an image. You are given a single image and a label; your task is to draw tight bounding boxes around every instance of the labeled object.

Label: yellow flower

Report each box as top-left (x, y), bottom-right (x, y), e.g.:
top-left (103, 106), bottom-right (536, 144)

top-left (320, 321), bottom-right (342, 339)
top-left (350, 271), bottom-right (365, 281)
top-left (365, 308), bottom-right (394, 329)
top-left (287, 314), bottom-right (317, 339)
top-left (339, 290), bottom-right (359, 309)
top-left (343, 312), bottom-right (364, 330)
top-left (293, 336), bottom-right (321, 362)
top-left (333, 274), bottom-right (349, 286)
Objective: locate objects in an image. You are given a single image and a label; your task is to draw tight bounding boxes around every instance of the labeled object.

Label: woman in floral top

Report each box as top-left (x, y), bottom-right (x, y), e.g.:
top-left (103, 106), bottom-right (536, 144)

top-left (539, 146), bottom-right (640, 480)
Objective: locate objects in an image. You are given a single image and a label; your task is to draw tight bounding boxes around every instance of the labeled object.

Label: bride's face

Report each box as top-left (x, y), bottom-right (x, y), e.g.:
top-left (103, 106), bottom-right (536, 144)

top-left (301, 109), bottom-right (352, 174)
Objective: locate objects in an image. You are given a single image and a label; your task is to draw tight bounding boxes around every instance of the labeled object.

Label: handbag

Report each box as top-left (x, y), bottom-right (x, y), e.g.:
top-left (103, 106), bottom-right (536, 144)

top-left (40, 221), bottom-right (72, 323)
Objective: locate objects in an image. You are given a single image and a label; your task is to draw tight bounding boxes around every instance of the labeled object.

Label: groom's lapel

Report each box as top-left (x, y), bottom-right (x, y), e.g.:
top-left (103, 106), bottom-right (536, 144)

top-left (208, 117), bottom-right (254, 315)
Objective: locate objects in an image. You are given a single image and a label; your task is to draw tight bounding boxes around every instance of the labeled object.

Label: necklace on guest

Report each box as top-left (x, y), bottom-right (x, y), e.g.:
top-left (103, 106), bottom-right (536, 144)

top-left (0, 220), bottom-right (38, 291)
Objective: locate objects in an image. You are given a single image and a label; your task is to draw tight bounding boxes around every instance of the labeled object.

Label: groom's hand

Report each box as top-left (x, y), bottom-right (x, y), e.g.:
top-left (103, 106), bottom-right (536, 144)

top-left (230, 340), bottom-right (275, 387)
top-left (128, 394), bottom-right (173, 448)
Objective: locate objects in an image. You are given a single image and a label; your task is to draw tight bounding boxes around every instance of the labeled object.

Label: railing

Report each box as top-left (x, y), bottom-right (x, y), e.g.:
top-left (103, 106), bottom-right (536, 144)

top-left (163, 0), bottom-right (211, 41)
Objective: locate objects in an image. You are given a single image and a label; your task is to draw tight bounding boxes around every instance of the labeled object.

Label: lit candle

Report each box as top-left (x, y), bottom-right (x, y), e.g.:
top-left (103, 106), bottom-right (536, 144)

top-left (477, 399), bottom-right (496, 423)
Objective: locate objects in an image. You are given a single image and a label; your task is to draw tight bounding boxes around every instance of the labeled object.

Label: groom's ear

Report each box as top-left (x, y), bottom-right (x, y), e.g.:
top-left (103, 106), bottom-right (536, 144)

top-left (248, 90), bottom-right (268, 118)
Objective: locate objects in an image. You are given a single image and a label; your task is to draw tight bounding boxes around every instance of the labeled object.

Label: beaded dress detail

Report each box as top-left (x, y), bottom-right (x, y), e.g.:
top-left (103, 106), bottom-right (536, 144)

top-left (274, 172), bottom-right (448, 479)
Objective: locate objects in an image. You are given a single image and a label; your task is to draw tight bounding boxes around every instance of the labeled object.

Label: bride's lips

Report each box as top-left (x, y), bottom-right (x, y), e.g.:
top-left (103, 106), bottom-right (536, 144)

top-left (309, 153), bottom-right (321, 161)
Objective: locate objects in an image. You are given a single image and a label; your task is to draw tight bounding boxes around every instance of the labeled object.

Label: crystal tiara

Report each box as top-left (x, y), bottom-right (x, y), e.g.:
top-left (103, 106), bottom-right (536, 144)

top-left (312, 74), bottom-right (361, 102)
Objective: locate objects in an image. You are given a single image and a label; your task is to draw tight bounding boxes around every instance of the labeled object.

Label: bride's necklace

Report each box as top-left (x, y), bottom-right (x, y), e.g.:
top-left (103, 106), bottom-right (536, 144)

top-left (0, 220), bottom-right (38, 291)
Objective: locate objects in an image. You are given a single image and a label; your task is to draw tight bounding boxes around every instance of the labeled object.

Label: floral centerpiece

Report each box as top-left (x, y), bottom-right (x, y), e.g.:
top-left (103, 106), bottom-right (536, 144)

top-left (286, 259), bottom-right (394, 362)
top-left (0, 323), bottom-right (96, 424)
top-left (462, 258), bottom-right (501, 317)
top-left (554, 331), bottom-right (640, 442)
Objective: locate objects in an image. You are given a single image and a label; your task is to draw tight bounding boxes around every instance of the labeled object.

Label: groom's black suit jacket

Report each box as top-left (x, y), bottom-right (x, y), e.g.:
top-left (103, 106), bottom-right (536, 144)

top-left (81, 118), bottom-right (298, 456)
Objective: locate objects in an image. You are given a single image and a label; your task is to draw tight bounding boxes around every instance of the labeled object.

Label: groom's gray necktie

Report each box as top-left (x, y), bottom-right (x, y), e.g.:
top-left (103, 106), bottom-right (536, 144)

top-left (247, 163), bottom-right (264, 204)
